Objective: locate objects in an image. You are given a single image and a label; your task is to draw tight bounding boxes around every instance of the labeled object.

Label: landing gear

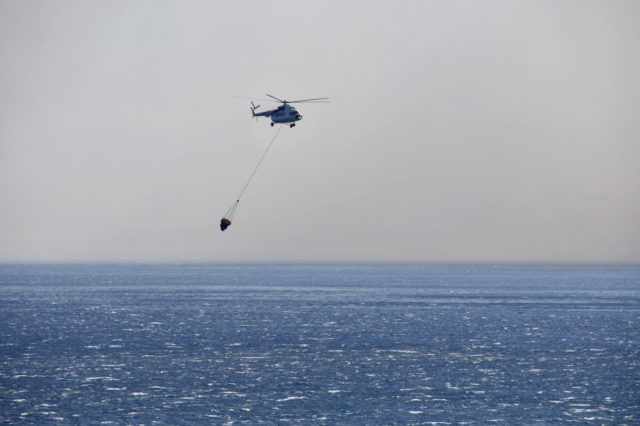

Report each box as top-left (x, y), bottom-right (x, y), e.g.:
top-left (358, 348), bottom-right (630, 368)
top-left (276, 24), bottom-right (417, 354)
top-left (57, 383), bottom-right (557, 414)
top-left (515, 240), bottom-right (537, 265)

top-left (290, 123), bottom-right (295, 128)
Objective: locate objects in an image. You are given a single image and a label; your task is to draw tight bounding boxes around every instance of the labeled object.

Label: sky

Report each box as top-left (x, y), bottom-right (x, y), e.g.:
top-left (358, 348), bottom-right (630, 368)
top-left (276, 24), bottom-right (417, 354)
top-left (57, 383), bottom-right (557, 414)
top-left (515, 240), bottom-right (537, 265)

top-left (1, 0), bottom-right (639, 263)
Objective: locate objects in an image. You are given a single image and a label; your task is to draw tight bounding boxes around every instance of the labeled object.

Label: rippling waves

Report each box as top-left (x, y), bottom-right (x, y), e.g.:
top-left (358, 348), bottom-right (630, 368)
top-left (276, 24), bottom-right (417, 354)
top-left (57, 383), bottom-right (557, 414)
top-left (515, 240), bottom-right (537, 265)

top-left (1, 264), bottom-right (639, 423)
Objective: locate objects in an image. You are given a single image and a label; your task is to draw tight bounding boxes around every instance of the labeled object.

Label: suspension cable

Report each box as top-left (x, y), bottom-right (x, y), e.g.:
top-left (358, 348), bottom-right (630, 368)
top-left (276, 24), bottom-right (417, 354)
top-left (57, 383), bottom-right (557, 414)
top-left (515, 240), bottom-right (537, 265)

top-left (221, 125), bottom-right (283, 228)
top-left (235, 124), bottom-right (283, 203)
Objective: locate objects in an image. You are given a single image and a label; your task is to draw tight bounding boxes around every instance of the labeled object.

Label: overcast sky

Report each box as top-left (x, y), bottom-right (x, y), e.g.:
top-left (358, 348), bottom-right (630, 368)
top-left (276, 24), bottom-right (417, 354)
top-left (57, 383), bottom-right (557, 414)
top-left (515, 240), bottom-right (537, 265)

top-left (1, 1), bottom-right (639, 263)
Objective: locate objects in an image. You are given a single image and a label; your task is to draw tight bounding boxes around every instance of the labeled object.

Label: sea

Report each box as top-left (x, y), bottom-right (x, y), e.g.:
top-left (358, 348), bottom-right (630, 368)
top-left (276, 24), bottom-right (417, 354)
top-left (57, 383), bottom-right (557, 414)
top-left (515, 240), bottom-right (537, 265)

top-left (1, 263), bottom-right (639, 424)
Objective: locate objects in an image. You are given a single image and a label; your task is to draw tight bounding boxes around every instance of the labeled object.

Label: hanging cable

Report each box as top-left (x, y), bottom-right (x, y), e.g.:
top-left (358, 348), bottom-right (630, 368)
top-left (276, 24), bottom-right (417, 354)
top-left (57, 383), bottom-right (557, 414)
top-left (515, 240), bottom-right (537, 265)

top-left (220, 125), bottom-right (283, 231)
top-left (236, 124), bottom-right (283, 203)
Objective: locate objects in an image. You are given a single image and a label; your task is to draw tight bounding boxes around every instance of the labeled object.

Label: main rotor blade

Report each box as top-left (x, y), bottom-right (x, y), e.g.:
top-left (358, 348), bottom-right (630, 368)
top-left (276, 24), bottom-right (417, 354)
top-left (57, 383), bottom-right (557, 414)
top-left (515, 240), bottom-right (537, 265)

top-left (288, 97), bottom-right (330, 103)
top-left (233, 95), bottom-right (278, 103)
top-left (266, 94), bottom-right (285, 103)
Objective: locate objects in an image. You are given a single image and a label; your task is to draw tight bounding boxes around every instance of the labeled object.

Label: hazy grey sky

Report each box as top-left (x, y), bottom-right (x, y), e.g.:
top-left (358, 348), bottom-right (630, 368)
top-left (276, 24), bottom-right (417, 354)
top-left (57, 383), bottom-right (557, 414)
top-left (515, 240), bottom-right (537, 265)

top-left (1, 1), bottom-right (639, 262)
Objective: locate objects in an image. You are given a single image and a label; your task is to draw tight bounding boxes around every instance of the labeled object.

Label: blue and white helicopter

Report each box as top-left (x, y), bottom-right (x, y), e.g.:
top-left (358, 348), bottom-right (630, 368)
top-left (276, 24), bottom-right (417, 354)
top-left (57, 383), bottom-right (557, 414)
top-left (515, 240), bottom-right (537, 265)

top-left (250, 94), bottom-right (329, 128)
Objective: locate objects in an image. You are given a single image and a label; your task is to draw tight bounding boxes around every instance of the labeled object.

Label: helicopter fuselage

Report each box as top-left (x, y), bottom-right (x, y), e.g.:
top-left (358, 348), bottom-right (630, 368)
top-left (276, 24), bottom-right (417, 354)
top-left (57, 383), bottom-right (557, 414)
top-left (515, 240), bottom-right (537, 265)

top-left (252, 104), bottom-right (302, 125)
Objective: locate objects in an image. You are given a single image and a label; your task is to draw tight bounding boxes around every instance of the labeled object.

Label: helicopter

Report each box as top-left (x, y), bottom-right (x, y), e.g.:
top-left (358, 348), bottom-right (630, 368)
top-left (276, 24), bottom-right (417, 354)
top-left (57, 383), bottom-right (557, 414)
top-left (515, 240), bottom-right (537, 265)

top-left (250, 94), bottom-right (329, 128)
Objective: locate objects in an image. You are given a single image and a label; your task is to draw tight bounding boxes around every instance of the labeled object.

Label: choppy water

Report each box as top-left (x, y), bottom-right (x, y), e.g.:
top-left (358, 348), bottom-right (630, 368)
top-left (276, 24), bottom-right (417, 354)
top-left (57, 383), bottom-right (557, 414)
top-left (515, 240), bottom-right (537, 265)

top-left (1, 263), bottom-right (639, 424)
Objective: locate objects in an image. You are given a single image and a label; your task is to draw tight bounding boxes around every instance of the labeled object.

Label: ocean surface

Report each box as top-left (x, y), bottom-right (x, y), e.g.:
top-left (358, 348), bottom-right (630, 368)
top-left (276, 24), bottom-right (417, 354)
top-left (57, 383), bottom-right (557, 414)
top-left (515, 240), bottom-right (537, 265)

top-left (1, 263), bottom-right (639, 424)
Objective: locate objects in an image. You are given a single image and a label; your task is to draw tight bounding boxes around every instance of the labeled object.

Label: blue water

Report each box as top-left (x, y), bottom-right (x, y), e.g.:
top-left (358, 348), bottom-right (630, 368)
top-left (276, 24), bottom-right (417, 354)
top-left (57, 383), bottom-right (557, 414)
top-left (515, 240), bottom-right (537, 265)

top-left (1, 264), bottom-right (639, 424)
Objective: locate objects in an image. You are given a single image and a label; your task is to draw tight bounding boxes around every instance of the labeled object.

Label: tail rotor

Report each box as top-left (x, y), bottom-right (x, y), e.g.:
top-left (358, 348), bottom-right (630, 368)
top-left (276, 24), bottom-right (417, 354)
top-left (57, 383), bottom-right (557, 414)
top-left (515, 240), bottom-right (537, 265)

top-left (250, 101), bottom-right (260, 117)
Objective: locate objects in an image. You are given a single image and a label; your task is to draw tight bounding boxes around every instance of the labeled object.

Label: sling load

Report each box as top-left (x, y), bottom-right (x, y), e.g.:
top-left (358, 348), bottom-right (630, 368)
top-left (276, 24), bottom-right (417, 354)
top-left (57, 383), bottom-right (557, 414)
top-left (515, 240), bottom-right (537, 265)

top-left (220, 216), bottom-right (233, 231)
top-left (219, 125), bottom-right (283, 231)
